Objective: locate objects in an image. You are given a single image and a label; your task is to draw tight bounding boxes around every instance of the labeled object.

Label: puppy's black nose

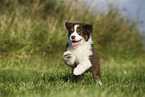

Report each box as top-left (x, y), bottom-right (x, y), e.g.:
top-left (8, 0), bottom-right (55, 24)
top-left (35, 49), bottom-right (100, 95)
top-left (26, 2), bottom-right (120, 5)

top-left (71, 35), bottom-right (76, 39)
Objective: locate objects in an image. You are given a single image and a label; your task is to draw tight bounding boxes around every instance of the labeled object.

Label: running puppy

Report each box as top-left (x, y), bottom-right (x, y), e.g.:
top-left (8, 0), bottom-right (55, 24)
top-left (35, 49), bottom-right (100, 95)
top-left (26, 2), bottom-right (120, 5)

top-left (63, 22), bottom-right (102, 84)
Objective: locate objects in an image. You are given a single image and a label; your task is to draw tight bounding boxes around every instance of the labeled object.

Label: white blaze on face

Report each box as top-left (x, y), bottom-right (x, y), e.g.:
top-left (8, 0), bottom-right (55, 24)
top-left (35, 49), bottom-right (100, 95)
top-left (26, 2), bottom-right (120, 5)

top-left (70, 25), bottom-right (84, 47)
top-left (70, 25), bottom-right (79, 40)
top-left (74, 25), bottom-right (79, 33)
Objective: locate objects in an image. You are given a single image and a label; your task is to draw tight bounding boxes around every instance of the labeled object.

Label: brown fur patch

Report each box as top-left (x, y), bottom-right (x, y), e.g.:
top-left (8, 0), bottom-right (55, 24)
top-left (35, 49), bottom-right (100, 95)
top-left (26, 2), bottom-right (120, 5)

top-left (89, 44), bottom-right (102, 81)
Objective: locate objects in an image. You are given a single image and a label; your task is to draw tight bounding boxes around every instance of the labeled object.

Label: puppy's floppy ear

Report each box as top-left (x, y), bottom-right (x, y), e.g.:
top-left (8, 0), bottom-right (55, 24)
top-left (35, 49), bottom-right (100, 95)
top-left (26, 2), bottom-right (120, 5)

top-left (65, 22), bottom-right (73, 30)
top-left (83, 24), bottom-right (93, 34)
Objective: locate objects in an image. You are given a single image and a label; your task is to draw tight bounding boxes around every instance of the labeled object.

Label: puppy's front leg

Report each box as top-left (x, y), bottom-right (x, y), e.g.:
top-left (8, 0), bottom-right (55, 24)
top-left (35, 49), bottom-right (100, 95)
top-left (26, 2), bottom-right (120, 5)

top-left (73, 58), bottom-right (92, 76)
top-left (63, 51), bottom-right (76, 66)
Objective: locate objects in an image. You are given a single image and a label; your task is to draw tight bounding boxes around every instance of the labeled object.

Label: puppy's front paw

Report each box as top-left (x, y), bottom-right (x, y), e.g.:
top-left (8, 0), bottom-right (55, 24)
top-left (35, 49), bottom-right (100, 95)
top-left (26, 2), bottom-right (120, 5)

top-left (63, 51), bottom-right (76, 66)
top-left (63, 51), bottom-right (72, 60)
top-left (73, 65), bottom-right (84, 76)
top-left (73, 68), bottom-right (81, 76)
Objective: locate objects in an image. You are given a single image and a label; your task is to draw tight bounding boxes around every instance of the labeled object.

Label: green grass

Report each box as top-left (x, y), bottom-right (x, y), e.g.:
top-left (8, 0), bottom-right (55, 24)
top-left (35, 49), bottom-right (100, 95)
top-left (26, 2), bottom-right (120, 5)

top-left (0, 54), bottom-right (144, 97)
top-left (0, 0), bottom-right (145, 97)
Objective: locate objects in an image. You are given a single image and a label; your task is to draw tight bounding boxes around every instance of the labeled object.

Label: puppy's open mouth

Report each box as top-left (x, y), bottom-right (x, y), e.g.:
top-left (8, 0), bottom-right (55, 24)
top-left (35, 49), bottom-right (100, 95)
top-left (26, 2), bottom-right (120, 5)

top-left (72, 39), bottom-right (82, 47)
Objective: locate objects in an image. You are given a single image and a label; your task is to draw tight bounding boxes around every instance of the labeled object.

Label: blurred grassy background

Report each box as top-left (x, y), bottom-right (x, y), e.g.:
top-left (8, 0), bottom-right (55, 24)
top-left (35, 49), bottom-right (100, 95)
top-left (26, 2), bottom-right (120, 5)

top-left (0, 0), bottom-right (144, 60)
top-left (0, 0), bottom-right (145, 97)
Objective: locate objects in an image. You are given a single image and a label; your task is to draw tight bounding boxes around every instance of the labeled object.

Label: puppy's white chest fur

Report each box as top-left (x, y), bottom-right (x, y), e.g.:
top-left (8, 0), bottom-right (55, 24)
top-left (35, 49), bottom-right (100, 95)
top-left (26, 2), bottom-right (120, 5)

top-left (69, 41), bottom-right (92, 63)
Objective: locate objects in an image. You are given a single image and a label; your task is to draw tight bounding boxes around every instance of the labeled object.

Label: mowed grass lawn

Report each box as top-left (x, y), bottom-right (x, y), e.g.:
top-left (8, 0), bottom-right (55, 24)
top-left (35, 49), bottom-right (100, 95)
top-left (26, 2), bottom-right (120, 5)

top-left (0, 48), bottom-right (144, 97)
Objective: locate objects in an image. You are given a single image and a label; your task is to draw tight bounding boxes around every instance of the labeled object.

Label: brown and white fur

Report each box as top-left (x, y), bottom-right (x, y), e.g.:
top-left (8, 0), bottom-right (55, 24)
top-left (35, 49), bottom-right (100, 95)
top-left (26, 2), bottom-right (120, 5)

top-left (63, 22), bottom-right (102, 84)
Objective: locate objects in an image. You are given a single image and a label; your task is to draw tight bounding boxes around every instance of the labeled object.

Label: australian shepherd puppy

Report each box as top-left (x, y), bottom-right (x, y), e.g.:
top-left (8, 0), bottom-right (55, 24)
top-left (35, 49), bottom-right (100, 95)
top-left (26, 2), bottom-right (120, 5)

top-left (63, 22), bottom-right (102, 84)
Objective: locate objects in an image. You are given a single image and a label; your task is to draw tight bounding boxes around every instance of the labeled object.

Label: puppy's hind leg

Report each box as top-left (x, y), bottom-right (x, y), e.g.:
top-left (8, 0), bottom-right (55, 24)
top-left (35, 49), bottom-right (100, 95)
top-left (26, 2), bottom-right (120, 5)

top-left (92, 70), bottom-right (102, 85)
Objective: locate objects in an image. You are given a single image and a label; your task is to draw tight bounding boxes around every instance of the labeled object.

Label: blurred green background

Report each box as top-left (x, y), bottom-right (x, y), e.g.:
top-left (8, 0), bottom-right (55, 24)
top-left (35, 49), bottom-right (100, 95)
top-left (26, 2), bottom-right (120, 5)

top-left (0, 0), bottom-right (144, 59)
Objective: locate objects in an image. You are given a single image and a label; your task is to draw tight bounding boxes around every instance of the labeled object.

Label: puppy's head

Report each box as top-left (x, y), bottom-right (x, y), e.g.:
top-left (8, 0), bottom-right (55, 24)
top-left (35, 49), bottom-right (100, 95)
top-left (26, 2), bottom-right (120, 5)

top-left (65, 22), bottom-right (93, 47)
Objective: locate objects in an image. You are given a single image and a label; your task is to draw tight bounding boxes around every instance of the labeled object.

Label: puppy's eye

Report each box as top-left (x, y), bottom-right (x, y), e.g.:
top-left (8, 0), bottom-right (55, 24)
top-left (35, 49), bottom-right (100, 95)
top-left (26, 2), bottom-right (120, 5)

top-left (78, 32), bottom-right (81, 35)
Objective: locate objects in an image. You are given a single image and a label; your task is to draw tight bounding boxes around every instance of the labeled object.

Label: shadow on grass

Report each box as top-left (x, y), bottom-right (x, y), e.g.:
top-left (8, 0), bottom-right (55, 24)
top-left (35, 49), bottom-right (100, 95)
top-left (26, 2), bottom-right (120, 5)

top-left (42, 72), bottom-right (100, 85)
top-left (42, 72), bottom-right (77, 83)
